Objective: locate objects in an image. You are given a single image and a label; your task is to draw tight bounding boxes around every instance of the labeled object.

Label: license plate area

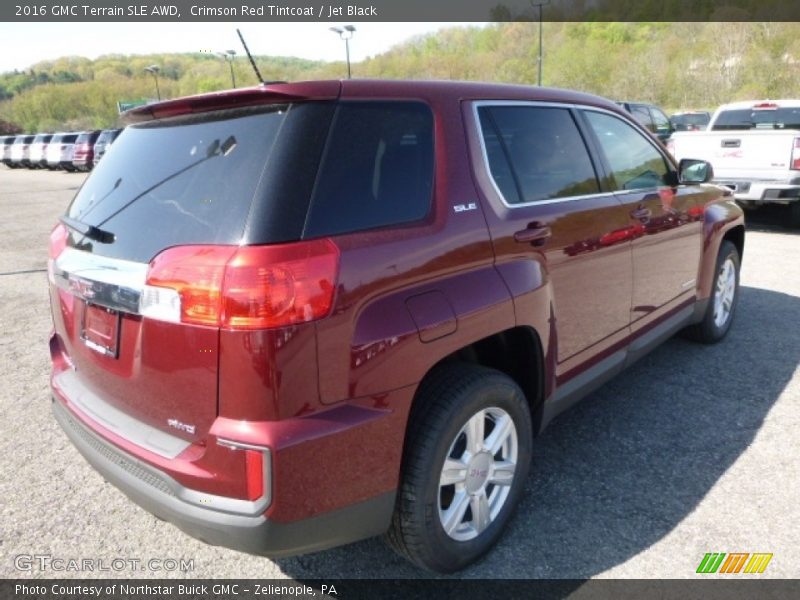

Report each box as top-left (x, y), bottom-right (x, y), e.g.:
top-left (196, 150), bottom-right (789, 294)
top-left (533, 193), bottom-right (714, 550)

top-left (81, 302), bottom-right (121, 358)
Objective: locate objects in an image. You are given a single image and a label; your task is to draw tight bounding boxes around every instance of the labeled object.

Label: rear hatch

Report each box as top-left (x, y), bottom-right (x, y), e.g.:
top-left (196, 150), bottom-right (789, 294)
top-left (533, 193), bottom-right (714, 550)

top-left (706, 105), bottom-right (800, 179)
top-left (50, 99), bottom-right (338, 442)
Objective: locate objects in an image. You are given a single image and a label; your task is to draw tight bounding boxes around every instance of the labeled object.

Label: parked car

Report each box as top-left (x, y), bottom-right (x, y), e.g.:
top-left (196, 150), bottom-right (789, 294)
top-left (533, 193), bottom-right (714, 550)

top-left (71, 130), bottom-right (101, 171)
top-left (617, 101), bottom-right (674, 143)
top-left (93, 128), bottom-right (122, 164)
top-left (670, 110), bottom-right (711, 132)
top-left (46, 133), bottom-right (79, 171)
top-left (1, 135), bottom-right (17, 168)
top-left (9, 134), bottom-right (34, 168)
top-left (28, 133), bottom-right (54, 168)
top-left (668, 99), bottom-right (800, 226)
top-left (49, 80), bottom-right (744, 573)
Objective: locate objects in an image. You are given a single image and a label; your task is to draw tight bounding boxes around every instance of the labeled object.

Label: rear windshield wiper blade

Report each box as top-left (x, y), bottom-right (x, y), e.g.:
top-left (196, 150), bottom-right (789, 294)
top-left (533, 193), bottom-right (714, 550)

top-left (60, 215), bottom-right (116, 244)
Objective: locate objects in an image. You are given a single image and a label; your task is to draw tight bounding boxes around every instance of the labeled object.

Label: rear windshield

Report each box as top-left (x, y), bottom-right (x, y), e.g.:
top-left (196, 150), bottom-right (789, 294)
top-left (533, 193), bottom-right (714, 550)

top-left (66, 103), bottom-right (335, 262)
top-left (15, 136), bottom-right (33, 144)
top-left (712, 107), bottom-right (800, 130)
top-left (61, 134), bottom-right (78, 143)
top-left (96, 130), bottom-right (118, 143)
top-left (76, 133), bottom-right (97, 143)
top-left (672, 113), bottom-right (709, 128)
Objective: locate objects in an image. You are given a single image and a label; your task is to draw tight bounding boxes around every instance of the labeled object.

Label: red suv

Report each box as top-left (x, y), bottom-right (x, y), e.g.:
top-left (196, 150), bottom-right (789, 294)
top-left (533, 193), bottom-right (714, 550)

top-left (49, 80), bottom-right (744, 572)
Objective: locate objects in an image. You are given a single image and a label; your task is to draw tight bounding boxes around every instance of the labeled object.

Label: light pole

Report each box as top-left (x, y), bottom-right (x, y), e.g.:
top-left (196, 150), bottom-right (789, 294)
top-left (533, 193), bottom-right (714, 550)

top-left (144, 64), bottom-right (161, 100)
top-left (217, 50), bottom-right (237, 88)
top-left (531, 0), bottom-right (550, 86)
top-left (330, 25), bottom-right (356, 79)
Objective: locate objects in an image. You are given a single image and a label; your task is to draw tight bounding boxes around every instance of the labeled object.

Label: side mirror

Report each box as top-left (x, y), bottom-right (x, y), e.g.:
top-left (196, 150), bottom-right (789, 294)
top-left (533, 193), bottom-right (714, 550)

top-left (678, 158), bottom-right (714, 184)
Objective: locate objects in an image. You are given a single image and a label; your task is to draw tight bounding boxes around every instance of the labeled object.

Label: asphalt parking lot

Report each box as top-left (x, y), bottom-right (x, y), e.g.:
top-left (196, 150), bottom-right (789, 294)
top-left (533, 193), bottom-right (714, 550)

top-left (0, 167), bottom-right (798, 580)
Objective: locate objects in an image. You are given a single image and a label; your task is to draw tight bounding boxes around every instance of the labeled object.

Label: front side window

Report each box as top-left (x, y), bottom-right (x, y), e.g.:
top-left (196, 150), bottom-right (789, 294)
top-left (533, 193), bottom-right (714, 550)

top-left (630, 105), bottom-right (655, 131)
top-left (650, 107), bottom-right (672, 132)
top-left (478, 105), bottom-right (600, 204)
top-left (584, 111), bottom-right (670, 191)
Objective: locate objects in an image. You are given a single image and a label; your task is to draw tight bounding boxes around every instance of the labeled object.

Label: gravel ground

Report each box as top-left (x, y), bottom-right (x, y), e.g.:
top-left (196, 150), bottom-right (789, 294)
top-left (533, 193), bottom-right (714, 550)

top-left (0, 168), bottom-right (797, 580)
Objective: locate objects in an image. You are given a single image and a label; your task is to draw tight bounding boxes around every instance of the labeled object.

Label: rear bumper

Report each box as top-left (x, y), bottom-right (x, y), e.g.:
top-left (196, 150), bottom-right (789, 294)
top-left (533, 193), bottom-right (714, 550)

top-left (52, 398), bottom-right (395, 557)
top-left (715, 179), bottom-right (800, 203)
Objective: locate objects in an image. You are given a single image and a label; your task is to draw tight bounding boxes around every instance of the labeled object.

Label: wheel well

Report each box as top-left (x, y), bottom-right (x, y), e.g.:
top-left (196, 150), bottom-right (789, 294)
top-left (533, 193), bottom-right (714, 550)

top-left (419, 327), bottom-right (545, 433)
top-left (724, 225), bottom-right (745, 262)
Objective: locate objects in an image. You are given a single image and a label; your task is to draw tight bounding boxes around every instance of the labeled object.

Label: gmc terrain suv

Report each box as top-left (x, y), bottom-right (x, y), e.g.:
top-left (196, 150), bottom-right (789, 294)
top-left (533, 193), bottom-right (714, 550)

top-left (49, 80), bottom-right (744, 573)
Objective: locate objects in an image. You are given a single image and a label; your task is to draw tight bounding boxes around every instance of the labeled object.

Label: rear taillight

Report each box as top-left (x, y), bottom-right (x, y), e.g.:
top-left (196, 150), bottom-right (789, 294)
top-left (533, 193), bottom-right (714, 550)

top-left (48, 223), bottom-right (68, 284)
top-left (144, 239), bottom-right (339, 330)
top-left (791, 138), bottom-right (800, 170)
top-left (49, 223), bottom-right (68, 259)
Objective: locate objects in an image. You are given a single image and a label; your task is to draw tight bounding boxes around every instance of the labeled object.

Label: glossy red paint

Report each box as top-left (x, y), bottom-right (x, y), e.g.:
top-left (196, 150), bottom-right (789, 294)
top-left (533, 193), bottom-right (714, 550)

top-left (50, 79), bottom-right (744, 542)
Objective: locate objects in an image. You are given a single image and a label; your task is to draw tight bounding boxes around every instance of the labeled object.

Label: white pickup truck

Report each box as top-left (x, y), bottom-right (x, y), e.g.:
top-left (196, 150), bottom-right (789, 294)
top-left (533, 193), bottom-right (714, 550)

top-left (668, 100), bottom-right (800, 225)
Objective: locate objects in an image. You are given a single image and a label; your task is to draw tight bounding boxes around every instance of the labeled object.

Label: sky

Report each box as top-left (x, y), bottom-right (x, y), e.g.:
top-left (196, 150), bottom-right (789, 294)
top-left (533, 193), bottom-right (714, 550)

top-left (0, 22), bottom-right (485, 73)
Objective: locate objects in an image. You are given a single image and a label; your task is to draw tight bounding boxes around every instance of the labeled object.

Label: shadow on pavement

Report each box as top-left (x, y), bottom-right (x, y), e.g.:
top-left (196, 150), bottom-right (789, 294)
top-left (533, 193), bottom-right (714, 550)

top-left (275, 286), bottom-right (798, 580)
top-left (743, 204), bottom-right (799, 234)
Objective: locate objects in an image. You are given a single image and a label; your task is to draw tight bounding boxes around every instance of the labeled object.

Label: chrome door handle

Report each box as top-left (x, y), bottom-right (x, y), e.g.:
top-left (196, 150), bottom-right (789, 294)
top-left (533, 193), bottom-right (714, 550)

top-left (630, 207), bottom-right (652, 221)
top-left (513, 226), bottom-right (552, 246)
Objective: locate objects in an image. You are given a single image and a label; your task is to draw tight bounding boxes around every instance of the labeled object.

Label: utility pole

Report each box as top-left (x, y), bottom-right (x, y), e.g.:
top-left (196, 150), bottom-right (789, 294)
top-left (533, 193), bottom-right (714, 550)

top-left (531, 1), bottom-right (550, 86)
top-left (218, 50), bottom-right (237, 88)
top-left (330, 25), bottom-right (356, 79)
top-left (144, 65), bottom-right (161, 100)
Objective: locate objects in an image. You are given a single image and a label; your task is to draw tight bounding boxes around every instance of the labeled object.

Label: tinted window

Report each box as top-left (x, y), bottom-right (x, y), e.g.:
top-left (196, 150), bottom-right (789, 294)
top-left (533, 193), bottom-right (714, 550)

top-left (671, 113), bottom-right (710, 130)
top-left (62, 134), bottom-right (78, 143)
top-left (650, 107), bottom-right (671, 131)
top-left (478, 106), bottom-right (600, 204)
top-left (67, 105), bottom-right (316, 262)
top-left (630, 105), bottom-right (654, 131)
top-left (304, 101), bottom-right (434, 238)
top-left (97, 130), bottom-right (119, 144)
top-left (712, 107), bottom-right (800, 130)
top-left (585, 111), bottom-right (670, 191)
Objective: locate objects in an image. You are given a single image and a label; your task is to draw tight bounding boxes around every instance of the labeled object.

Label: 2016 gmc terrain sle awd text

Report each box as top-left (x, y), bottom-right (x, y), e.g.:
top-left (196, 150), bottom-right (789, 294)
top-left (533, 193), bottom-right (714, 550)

top-left (48, 80), bottom-right (744, 573)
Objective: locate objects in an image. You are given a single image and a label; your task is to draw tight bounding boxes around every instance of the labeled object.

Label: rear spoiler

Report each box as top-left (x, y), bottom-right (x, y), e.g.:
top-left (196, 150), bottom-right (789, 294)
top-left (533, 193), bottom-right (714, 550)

top-left (122, 81), bottom-right (342, 124)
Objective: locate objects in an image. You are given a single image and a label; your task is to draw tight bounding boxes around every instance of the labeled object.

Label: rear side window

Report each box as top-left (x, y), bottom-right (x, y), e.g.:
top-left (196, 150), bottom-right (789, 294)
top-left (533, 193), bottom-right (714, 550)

top-left (478, 105), bottom-right (600, 204)
top-left (303, 101), bottom-right (434, 238)
top-left (584, 111), bottom-right (670, 191)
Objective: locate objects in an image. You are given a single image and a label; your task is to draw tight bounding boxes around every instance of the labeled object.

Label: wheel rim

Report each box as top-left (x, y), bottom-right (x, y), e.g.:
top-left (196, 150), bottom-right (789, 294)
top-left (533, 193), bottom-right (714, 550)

top-left (437, 407), bottom-right (518, 542)
top-left (713, 257), bottom-right (737, 329)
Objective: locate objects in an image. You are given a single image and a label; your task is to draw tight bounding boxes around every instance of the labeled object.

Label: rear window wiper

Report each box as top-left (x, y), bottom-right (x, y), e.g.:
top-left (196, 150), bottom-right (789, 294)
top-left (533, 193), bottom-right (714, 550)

top-left (60, 215), bottom-right (116, 244)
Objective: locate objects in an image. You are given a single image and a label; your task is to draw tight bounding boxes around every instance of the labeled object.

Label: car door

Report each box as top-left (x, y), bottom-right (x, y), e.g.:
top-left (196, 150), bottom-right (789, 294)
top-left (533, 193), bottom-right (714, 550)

top-left (580, 108), bottom-right (705, 329)
top-left (470, 102), bottom-right (633, 371)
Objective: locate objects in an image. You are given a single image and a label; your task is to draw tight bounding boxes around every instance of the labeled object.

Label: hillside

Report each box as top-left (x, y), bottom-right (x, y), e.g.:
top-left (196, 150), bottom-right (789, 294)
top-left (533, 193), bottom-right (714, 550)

top-left (2, 22), bottom-right (799, 132)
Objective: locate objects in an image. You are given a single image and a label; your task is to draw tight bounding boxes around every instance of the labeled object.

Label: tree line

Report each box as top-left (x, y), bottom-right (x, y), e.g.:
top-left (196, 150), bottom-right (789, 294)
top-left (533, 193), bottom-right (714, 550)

top-left (1, 22), bottom-right (798, 133)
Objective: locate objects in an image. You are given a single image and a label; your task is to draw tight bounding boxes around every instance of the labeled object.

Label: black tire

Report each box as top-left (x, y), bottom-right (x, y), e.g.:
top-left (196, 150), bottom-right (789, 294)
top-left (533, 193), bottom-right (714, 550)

top-left (386, 363), bottom-right (533, 573)
top-left (684, 240), bottom-right (740, 344)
